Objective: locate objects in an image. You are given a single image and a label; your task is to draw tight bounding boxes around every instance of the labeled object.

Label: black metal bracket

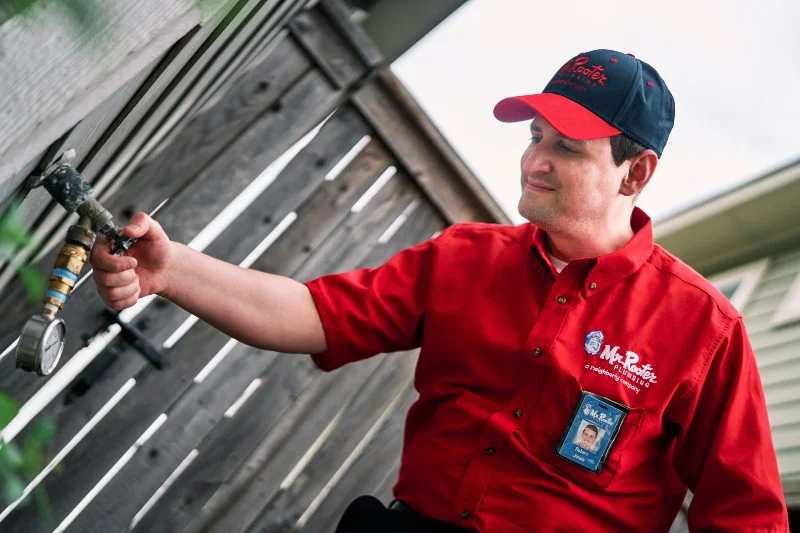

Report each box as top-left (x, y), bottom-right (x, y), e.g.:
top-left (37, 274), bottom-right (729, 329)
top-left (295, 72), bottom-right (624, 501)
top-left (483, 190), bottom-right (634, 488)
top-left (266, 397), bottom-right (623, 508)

top-left (65, 311), bottom-right (169, 404)
top-left (104, 310), bottom-right (169, 369)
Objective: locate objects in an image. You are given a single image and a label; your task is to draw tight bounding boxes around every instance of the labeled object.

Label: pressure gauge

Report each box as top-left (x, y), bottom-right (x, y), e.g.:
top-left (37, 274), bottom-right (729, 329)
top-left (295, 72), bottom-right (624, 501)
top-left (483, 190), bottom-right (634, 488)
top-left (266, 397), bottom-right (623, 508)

top-left (16, 315), bottom-right (66, 376)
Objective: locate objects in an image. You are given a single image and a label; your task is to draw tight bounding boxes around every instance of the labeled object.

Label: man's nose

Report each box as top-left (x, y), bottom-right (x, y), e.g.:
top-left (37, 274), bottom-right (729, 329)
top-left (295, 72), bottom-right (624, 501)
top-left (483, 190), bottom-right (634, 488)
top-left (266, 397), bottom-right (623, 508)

top-left (521, 145), bottom-right (552, 176)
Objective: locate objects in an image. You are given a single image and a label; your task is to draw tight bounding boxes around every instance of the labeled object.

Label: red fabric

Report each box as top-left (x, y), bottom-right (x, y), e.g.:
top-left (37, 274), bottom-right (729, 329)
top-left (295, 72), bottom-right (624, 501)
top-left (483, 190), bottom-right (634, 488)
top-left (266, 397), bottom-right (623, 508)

top-left (305, 208), bottom-right (789, 533)
top-left (493, 93), bottom-right (621, 139)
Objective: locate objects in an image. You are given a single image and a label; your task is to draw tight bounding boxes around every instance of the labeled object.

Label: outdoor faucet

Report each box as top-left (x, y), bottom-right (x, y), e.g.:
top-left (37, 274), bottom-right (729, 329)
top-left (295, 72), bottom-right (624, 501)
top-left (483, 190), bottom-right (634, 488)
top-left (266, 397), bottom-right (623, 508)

top-left (15, 149), bottom-right (137, 377)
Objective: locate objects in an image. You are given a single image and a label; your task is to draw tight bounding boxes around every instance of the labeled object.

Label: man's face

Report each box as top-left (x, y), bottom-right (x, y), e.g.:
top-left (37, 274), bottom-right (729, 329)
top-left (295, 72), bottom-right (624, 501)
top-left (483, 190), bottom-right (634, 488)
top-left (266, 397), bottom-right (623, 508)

top-left (518, 116), bottom-right (629, 233)
top-left (580, 427), bottom-right (598, 449)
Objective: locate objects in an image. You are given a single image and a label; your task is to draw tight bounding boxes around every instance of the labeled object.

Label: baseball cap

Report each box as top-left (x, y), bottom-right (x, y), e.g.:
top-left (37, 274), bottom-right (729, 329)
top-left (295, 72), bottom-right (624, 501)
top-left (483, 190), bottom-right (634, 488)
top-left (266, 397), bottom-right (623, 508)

top-left (493, 49), bottom-right (675, 156)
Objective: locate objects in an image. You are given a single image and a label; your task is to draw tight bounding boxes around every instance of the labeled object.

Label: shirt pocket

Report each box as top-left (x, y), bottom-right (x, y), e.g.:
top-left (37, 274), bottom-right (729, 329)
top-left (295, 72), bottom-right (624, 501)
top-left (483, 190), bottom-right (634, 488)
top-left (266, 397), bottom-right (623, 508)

top-left (517, 373), bottom-right (644, 490)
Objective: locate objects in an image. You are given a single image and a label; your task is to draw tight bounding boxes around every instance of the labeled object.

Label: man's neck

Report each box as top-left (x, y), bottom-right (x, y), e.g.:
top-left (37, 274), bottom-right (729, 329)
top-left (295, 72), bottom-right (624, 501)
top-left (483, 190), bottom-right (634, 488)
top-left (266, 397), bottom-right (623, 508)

top-left (545, 217), bottom-right (635, 262)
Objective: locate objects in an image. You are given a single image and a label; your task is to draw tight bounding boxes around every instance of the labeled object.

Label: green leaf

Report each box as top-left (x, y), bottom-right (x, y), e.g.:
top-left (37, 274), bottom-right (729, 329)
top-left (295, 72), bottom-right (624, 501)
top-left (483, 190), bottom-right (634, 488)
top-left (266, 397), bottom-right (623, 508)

top-left (0, 442), bottom-right (24, 471)
top-left (0, 0), bottom-right (40, 18)
top-left (61, 0), bottom-right (105, 32)
top-left (0, 207), bottom-right (31, 249)
top-left (33, 485), bottom-right (53, 523)
top-left (17, 265), bottom-right (46, 302)
top-left (26, 418), bottom-right (56, 447)
top-left (21, 440), bottom-right (46, 479)
top-left (0, 392), bottom-right (20, 429)
top-left (1, 472), bottom-right (24, 505)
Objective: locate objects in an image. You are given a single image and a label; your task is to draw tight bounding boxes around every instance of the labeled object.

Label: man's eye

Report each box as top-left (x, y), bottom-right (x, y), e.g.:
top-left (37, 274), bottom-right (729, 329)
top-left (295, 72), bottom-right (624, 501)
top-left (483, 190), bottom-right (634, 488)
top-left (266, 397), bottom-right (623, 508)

top-left (529, 136), bottom-right (542, 144)
top-left (558, 142), bottom-right (577, 154)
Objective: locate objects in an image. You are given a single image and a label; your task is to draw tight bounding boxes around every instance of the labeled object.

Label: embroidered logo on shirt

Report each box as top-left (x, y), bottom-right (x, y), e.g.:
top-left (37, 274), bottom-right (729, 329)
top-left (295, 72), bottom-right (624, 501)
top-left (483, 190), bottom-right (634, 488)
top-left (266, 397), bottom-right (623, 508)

top-left (583, 334), bottom-right (659, 394)
top-left (584, 331), bottom-right (604, 355)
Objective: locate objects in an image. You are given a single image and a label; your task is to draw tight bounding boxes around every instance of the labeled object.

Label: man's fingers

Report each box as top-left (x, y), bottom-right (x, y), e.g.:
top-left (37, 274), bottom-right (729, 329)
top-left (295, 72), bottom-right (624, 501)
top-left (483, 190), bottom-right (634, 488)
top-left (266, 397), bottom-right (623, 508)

top-left (105, 283), bottom-right (140, 303)
top-left (94, 269), bottom-right (137, 288)
top-left (91, 238), bottom-right (137, 272)
top-left (108, 288), bottom-right (140, 311)
top-left (122, 212), bottom-right (156, 239)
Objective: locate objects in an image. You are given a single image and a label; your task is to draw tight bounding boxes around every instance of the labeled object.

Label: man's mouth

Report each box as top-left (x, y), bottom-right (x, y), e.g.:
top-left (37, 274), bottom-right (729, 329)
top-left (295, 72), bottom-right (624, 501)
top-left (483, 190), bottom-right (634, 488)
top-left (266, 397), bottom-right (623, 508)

top-left (525, 180), bottom-right (555, 192)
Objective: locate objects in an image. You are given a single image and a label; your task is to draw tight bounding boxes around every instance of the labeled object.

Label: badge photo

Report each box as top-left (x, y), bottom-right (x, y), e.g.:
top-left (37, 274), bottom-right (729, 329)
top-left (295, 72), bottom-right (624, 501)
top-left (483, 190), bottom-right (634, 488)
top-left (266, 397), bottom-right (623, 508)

top-left (556, 391), bottom-right (629, 474)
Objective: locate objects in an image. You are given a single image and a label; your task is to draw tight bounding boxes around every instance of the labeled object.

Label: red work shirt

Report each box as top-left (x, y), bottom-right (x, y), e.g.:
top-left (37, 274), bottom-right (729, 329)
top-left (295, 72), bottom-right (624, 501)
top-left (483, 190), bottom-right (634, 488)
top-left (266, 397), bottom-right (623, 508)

top-left (305, 208), bottom-right (789, 532)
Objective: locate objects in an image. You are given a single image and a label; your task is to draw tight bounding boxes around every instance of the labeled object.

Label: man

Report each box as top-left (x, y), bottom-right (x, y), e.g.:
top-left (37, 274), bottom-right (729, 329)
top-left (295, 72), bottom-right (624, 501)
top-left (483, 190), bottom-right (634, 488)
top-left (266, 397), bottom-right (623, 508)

top-left (577, 424), bottom-right (599, 452)
top-left (91, 49), bottom-right (789, 532)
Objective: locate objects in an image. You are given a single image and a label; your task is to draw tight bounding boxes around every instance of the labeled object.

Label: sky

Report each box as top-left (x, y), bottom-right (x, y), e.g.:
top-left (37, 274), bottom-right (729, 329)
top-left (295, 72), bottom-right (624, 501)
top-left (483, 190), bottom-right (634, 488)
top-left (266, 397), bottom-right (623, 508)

top-left (392, 0), bottom-right (800, 224)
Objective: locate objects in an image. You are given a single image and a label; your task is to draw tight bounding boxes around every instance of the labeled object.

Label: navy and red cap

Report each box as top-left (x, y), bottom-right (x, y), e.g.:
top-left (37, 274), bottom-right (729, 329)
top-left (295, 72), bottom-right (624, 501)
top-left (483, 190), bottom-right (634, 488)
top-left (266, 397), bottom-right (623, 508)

top-left (493, 49), bottom-right (675, 157)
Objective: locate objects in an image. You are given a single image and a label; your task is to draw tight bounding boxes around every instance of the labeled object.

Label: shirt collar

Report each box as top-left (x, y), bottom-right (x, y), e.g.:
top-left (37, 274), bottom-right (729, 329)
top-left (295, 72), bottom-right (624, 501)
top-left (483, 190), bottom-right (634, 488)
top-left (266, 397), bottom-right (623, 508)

top-left (529, 207), bottom-right (654, 288)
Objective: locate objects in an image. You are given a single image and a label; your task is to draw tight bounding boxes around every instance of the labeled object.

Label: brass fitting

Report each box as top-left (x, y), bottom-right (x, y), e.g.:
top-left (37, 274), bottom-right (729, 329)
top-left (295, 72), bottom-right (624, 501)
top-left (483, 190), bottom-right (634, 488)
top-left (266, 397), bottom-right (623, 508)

top-left (41, 216), bottom-right (94, 319)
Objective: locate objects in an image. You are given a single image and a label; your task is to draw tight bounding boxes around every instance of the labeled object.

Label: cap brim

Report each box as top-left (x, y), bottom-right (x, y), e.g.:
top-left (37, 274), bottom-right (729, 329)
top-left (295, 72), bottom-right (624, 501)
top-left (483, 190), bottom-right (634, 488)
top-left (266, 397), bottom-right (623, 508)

top-left (493, 93), bottom-right (621, 140)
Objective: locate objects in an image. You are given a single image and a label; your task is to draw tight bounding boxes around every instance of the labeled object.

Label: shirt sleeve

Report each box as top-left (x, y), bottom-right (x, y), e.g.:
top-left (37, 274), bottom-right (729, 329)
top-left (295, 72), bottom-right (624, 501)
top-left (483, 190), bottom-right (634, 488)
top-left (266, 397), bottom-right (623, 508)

top-left (672, 316), bottom-right (789, 532)
top-left (303, 234), bottom-right (438, 372)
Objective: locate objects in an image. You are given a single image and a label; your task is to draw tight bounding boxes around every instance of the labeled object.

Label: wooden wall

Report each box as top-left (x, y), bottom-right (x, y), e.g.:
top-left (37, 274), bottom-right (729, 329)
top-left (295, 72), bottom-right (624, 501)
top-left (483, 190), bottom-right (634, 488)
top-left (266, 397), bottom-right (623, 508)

top-left (0, 1), bottom-right (505, 531)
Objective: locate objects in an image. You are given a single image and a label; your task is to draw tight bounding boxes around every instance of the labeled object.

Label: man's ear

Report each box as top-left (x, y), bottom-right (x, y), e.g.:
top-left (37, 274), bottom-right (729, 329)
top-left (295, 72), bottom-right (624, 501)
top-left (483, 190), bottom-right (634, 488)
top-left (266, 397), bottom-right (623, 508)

top-left (620, 149), bottom-right (658, 196)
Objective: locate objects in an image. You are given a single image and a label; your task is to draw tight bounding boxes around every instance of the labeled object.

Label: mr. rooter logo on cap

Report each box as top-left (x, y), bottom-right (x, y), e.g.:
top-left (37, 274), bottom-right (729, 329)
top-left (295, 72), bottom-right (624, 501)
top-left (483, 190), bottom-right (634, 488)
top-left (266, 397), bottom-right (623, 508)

top-left (554, 56), bottom-right (608, 88)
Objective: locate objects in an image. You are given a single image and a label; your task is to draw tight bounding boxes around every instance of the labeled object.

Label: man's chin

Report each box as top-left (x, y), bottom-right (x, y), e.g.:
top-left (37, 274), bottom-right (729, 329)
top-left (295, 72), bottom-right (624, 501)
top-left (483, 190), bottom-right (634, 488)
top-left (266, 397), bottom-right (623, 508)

top-left (518, 201), bottom-right (555, 228)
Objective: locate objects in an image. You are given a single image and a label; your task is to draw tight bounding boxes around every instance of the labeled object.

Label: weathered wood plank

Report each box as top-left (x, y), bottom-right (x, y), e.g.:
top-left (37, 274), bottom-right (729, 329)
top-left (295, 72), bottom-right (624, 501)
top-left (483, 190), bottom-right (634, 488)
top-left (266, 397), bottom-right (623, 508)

top-left (255, 138), bottom-right (396, 278)
top-left (201, 105), bottom-right (371, 262)
top-left (182, 356), bottom-right (387, 533)
top-left (290, 8), bottom-right (365, 89)
top-left (188, 0), bottom-right (312, 117)
top-left (0, 157), bottom-right (46, 242)
top-left (300, 384), bottom-right (419, 533)
top-left (227, 350), bottom-right (418, 532)
top-left (101, 33), bottom-right (313, 218)
top-left (97, 0), bottom-right (308, 201)
top-left (373, 457), bottom-right (402, 505)
top-left (357, 193), bottom-right (447, 269)
top-left (352, 71), bottom-right (511, 225)
top-left (319, 0), bottom-right (384, 70)
top-left (0, 0), bottom-right (200, 194)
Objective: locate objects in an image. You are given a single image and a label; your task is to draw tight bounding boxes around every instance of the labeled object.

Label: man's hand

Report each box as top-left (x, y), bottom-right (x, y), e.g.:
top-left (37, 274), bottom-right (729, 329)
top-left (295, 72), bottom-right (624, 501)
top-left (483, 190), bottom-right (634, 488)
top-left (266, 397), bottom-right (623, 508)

top-left (90, 212), bottom-right (172, 310)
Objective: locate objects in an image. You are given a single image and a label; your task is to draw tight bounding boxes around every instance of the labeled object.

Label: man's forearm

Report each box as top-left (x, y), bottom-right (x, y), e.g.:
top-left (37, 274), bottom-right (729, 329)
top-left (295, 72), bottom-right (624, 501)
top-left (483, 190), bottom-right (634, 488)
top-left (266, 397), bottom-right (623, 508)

top-left (160, 242), bottom-right (327, 354)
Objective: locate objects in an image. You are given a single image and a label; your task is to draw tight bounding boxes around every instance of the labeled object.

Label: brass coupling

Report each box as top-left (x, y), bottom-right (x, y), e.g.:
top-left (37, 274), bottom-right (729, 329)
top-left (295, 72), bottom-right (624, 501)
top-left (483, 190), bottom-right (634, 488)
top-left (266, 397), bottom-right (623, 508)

top-left (42, 221), bottom-right (95, 319)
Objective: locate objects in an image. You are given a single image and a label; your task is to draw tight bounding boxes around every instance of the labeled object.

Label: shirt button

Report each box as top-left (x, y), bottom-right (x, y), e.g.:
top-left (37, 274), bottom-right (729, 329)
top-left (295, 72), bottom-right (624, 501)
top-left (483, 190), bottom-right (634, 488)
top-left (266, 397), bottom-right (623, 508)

top-left (589, 282), bottom-right (597, 290)
top-left (485, 446), bottom-right (496, 456)
top-left (557, 296), bottom-right (567, 304)
top-left (460, 510), bottom-right (471, 520)
top-left (513, 408), bottom-right (523, 418)
top-left (532, 347), bottom-right (543, 357)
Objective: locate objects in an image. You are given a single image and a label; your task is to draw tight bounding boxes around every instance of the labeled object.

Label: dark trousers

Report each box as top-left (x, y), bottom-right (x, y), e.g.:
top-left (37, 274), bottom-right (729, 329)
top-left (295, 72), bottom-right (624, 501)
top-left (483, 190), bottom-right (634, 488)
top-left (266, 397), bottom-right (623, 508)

top-left (335, 496), bottom-right (473, 533)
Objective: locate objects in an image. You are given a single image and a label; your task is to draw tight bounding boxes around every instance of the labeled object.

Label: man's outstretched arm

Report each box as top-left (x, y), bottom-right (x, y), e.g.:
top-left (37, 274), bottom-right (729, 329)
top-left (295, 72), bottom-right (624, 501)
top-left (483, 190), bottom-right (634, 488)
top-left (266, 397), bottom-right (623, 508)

top-left (90, 211), bottom-right (327, 355)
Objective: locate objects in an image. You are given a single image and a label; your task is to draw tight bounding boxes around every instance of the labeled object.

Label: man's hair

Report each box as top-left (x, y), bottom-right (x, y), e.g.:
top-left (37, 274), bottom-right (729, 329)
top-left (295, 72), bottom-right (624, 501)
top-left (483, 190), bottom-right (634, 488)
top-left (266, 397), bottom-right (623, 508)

top-left (609, 134), bottom-right (646, 166)
top-left (584, 424), bottom-right (599, 436)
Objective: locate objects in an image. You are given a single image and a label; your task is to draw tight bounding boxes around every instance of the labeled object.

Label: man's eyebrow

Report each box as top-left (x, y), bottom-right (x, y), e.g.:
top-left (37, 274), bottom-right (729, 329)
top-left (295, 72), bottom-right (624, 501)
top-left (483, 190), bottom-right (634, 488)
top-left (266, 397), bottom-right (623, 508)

top-left (529, 122), bottom-right (569, 140)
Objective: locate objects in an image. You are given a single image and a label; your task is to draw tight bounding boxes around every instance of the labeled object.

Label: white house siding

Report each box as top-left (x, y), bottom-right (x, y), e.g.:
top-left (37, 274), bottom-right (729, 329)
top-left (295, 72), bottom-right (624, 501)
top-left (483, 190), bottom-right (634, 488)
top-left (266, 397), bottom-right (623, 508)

top-left (741, 246), bottom-right (800, 481)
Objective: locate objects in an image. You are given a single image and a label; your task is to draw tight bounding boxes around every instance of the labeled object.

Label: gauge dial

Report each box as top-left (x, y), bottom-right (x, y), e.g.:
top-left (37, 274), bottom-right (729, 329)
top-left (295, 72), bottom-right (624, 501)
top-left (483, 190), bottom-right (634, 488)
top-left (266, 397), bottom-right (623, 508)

top-left (40, 319), bottom-right (66, 375)
top-left (16, 316), bottom-right (66, 376)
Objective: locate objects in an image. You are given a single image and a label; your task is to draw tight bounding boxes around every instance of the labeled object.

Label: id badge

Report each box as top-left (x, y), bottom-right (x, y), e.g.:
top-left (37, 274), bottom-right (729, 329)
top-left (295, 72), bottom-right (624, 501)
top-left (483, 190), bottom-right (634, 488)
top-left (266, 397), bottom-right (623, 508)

top-left (556, 392), bottom-right (629, 474)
